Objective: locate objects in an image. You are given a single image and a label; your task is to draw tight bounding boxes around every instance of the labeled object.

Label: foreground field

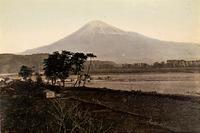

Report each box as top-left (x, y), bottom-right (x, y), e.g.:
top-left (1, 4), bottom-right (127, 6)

top-left (1, 81), bottom-right (200, 133)
top-left (62, 87), bottom-right (200, 133)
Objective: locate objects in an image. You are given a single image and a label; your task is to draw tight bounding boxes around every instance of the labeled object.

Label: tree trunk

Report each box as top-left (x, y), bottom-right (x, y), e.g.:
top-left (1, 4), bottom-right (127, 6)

top-left (51, 78), bottom-right (53, 85)
top-left (83, 59), bottom-right (92, 86)
top-left (73, 75), bottom-right (80, 87)
top-left (62, 79), bottom-right (65, 87)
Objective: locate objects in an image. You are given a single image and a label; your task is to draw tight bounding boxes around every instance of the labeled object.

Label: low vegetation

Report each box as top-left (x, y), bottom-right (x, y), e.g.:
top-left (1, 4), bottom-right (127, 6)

top-left (1, 81), bottom-right (200, 133)
top-left (1, 81), bottom-right (113, 133)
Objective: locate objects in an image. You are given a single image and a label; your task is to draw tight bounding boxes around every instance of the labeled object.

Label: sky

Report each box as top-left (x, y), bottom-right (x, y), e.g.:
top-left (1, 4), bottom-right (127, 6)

top-left (0, 0), bottom-right (200, 53)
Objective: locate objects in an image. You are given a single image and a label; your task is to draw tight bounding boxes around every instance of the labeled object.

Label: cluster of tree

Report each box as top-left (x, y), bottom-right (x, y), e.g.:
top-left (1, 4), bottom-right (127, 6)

top-left (18, 51), bottom-right (96, 87)
top-left (165, 60), bottom-right (200, 67)
top-left (18, 65), bottom-right (42, 84)
top-left (121, 60), bottom-right (200, 69)
top-left (43, 51), bottom-right (96, 87)
top-left (121, 63), bottom-right (150, 69)
top-left (18, 65), bottom-right (33, 80)
top-left (152, 60), bottom-right (200, 68)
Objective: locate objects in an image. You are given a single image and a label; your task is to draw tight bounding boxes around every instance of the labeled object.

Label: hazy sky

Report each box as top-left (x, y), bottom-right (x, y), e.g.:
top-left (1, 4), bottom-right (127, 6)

top-left (0, 0), bottom-right (200, 53)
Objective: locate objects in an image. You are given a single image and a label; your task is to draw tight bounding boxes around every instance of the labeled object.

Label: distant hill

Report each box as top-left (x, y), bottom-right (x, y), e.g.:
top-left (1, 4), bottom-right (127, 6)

top-left (1, 54), bottom-right (200, 74)
top-left (23, 20), bottom-right (200, 63)
top-left (0, 54), bottom-right (118, 74)
top-left (0, 54), bottom-right (48, 74)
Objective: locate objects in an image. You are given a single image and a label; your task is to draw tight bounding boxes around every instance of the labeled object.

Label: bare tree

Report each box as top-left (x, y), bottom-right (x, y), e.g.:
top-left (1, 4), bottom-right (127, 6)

top-left (83, 53), bottom-right (97, 86)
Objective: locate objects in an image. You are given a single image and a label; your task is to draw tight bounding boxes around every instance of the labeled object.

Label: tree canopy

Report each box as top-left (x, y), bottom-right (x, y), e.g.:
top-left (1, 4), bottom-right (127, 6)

top-left (43, 51), bottom-right (94, 87)
top-left (18, 65), bottom-right (33, 80)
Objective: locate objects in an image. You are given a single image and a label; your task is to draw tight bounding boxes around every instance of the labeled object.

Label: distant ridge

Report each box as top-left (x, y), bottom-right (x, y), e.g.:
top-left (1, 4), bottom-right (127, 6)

top-left (23, 20), bottom-right (200, 63)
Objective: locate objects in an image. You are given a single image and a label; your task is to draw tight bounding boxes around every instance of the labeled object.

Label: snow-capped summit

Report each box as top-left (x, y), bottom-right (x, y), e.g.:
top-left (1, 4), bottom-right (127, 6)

top-left (74, 20), bottom-right (125, 36)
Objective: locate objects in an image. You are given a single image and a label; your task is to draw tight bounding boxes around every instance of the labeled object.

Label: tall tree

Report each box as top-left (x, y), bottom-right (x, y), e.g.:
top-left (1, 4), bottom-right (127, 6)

top-left (71, 52), bottom-right (88, 87)
top-left (83, 53), bottom-right (96, 86)
top-left (43, 51), bottom-right (73, 87)
top-left (57, 51), bottom-right (73, 87)
top-left (43, 51), bottom-right (60, 85)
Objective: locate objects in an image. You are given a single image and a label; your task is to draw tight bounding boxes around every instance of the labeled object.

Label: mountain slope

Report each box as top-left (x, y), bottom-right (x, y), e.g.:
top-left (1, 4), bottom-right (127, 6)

top-left (23, 20), bottom-right (200, 63)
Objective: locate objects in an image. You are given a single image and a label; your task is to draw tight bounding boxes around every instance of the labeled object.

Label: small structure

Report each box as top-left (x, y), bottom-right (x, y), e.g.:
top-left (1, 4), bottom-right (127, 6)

top-left (5, 79), bottom-right (13, 84)
top-left (44, 90), bottom-right (55, 98)
top-left (0, 77), bottom-right (5, 82)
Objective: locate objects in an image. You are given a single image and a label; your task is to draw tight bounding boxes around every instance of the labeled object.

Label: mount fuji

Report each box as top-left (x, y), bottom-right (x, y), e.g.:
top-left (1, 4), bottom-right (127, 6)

top-left (23, 20), bottom-right (200, 63)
